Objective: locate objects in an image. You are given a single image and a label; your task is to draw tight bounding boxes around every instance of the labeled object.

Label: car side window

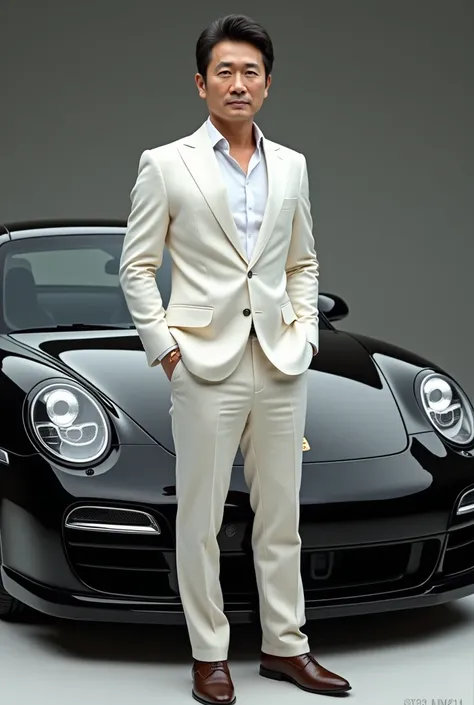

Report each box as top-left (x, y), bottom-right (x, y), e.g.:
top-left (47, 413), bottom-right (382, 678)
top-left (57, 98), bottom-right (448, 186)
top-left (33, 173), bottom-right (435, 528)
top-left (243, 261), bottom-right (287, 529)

top-left (12, 250), bottom-right (118, 287)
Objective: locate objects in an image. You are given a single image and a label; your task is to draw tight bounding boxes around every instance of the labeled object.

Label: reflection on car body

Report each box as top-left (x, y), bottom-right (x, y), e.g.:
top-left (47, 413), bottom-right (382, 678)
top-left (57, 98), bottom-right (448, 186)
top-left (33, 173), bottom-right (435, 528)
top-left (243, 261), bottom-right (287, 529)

top-left (0, 220), bottom-right (474, 625)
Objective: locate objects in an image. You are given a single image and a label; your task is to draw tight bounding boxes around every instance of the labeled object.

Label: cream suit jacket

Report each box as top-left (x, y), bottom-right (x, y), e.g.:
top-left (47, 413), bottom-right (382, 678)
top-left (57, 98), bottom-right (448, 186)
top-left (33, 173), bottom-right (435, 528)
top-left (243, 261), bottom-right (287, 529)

top-left (119, 121), bottom-right (319, 382)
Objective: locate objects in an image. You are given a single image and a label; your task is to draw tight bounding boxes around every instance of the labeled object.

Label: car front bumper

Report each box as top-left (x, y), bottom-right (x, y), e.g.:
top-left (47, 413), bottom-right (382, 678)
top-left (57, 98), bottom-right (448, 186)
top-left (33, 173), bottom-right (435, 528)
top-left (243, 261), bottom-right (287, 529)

top-left (2, 433), bottom-right (474, 623)
top-left (3, 560), bottom-right (474, 624)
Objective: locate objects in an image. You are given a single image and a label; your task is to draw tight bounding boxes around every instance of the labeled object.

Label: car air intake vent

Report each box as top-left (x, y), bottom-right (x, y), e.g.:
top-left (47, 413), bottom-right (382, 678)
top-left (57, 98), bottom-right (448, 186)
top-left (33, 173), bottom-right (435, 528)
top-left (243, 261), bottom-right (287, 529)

top-left (456, 488), bottom-right (474, 516)
top-left (65, 506), bottom-right (160, 533)
top-left (442, 523), bottom-right (474, 577)
top-left (63, 506), bottom-right (176, 598)
top-left (219, 539), bottom-right (442, 600)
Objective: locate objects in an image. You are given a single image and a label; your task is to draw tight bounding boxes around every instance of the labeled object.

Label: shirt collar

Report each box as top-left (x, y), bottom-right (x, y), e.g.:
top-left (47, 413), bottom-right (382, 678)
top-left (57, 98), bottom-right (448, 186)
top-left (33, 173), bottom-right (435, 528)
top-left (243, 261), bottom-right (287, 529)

top-left (206, 117), bottom-right (264, 153)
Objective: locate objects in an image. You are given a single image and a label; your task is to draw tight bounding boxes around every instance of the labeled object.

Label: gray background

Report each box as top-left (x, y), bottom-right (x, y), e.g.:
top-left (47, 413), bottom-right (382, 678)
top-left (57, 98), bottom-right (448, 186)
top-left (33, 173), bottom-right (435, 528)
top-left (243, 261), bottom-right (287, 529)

top-left (2, 0), bottom-right (473, 393)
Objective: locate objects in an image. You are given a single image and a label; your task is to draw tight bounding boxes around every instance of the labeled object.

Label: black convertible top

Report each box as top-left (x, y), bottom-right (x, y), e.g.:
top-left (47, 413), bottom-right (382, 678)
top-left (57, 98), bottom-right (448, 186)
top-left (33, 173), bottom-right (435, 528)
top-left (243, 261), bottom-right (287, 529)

top-left (2, 219), bottom-right (126, 235)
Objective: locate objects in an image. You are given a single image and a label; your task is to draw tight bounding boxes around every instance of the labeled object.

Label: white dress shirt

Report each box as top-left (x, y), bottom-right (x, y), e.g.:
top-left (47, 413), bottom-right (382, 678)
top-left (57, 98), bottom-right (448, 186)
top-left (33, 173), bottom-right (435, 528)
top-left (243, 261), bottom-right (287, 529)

top-left (158, 117), bottom-right (269, 360)
top-left (205, 117), bottom-right (268, 260)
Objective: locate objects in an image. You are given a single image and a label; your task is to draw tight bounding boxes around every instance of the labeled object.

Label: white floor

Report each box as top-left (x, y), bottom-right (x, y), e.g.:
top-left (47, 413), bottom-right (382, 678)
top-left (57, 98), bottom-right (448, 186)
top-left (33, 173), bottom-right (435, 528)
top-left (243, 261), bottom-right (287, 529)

top-left (1, 597), bottom-right (473, 705)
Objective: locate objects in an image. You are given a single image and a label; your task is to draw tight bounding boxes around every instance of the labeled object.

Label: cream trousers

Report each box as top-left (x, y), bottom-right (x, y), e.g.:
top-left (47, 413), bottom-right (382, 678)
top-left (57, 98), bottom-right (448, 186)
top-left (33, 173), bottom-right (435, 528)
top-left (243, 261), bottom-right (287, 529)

top-left (170, 335), bottom-right (309, 661)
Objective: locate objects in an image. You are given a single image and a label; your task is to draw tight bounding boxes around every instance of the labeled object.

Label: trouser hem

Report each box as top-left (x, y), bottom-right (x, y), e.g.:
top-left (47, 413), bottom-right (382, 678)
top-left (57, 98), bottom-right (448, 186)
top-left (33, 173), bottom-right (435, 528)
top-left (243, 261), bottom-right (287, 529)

top-left (261, 639), bottom-right (310, 658)
top-left (192, 648), bottom-right (230, 662)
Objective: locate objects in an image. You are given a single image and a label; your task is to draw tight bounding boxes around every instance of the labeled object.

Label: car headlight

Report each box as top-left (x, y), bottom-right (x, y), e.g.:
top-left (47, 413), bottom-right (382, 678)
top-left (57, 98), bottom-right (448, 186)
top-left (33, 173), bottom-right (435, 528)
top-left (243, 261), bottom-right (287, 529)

top-left (29, 381), bottom-right (110, 464)
top-left (418, 372), bottom-right (474, 446)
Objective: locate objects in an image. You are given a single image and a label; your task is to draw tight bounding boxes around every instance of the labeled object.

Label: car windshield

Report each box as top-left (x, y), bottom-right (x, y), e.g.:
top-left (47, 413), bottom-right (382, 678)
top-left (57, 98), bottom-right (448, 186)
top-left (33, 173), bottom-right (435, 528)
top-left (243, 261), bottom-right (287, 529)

top-left (0, 233), bottom-right (147, 332)
top-left (0, 232), bottom-right (327, 333)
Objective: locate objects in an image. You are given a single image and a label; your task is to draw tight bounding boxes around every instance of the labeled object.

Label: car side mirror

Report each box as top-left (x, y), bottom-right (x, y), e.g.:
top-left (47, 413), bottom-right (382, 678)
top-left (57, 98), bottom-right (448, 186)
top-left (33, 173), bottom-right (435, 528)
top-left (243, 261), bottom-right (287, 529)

top-left (318, 293), bottom-right (349, 322)
top-left (105, 259), bottom-right (119, 275)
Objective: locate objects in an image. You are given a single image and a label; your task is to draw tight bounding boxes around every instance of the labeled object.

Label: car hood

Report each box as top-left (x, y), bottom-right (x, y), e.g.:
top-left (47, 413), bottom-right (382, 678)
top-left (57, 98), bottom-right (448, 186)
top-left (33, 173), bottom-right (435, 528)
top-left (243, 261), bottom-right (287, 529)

top-left (12, 328), bottom-right (410, 463)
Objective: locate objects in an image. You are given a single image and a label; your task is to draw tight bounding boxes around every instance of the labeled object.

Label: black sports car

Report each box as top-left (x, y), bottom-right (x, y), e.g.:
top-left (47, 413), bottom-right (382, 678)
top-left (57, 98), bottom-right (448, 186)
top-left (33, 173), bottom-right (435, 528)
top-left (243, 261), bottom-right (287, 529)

top-left (1, 220), bottom-right (474, 625)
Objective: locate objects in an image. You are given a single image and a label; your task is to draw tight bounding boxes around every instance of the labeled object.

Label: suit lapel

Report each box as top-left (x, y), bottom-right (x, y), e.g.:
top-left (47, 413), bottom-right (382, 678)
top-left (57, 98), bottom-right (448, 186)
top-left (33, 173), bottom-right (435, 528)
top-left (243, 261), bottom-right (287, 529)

top-left (248, 140), bottom-right (286, 268)
top-left (177, 124), bottom-right (248, 262)
top-left (177, 124), bottom-right (288, 267)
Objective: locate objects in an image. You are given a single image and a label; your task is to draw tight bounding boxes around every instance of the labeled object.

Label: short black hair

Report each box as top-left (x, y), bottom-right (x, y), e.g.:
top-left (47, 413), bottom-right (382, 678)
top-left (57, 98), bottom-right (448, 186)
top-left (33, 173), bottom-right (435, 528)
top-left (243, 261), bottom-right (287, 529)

top-left (196, 14), bottom-right (274, 81)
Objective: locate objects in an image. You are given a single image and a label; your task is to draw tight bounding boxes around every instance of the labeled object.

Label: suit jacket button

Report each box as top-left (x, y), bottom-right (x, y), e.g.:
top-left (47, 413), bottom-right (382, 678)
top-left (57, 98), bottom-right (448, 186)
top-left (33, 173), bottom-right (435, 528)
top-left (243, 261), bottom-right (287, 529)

top-left (247, 271), bottom-right (253, 278)
top-left (243, 308), bottom-right (251, 316)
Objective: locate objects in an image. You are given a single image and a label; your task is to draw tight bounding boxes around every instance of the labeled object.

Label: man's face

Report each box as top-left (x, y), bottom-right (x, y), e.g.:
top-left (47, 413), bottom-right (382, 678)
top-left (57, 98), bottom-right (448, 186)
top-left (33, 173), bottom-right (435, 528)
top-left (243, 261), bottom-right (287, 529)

top-left (195, 40), bottom-right (271, 123)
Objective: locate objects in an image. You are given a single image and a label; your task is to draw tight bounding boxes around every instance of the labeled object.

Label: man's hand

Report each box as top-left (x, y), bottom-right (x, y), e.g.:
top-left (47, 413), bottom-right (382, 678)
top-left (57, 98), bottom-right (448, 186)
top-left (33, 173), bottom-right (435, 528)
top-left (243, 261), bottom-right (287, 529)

top-left (162, 348), bottom-right (182, 381)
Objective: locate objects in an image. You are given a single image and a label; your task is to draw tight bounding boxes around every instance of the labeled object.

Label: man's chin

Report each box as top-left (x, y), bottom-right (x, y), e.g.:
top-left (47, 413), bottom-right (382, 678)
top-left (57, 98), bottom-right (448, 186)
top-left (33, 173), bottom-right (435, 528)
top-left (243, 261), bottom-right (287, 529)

top-left (225, 108), bottom-right (254, 120)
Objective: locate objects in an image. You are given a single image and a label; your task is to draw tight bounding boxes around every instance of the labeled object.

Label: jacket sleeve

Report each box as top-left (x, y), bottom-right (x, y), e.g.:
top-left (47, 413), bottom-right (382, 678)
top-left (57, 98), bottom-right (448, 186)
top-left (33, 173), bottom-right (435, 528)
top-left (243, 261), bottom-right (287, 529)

top-left (119, 150), bottom-right (177, 366)
top-left (285, 153), bottom-right (320, 352)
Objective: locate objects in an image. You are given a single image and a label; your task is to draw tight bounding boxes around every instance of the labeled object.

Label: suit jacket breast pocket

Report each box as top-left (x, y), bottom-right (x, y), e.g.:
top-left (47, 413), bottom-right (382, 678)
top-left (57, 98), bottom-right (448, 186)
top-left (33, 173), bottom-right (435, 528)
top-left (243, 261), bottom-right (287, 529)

top-left (281, 197), bottom-right (298, 211)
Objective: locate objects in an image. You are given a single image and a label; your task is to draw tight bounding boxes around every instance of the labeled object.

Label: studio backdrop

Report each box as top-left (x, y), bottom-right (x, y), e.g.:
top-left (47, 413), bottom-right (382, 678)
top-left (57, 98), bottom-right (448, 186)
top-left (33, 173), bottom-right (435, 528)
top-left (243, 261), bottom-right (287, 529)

top-left (2, 0), bottom-right (473, 394)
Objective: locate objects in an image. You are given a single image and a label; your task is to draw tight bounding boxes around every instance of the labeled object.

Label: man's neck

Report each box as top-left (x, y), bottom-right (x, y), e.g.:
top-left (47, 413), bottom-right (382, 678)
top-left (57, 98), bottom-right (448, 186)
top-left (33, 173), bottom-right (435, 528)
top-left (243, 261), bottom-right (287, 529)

top-left (209, 115), bottom-right (255, 150)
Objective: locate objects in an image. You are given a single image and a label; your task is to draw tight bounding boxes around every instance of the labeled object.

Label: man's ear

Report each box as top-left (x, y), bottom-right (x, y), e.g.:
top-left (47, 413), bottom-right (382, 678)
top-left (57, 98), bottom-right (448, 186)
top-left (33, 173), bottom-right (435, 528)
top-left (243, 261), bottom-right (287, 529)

top-left (264, 74), bottom-right (272, 99)
top-left (195, 73), bottom-right (207, 100)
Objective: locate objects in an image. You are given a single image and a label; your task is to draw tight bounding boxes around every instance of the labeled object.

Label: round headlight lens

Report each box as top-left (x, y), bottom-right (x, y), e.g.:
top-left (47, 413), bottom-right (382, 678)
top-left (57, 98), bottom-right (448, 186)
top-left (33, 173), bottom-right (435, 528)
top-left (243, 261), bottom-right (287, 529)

top-left (419, 372), bottom-right (474, 445)
top-left (30, 382), bottom-right (110, 464)
top-left (45, 388), bottom-right (80, 427)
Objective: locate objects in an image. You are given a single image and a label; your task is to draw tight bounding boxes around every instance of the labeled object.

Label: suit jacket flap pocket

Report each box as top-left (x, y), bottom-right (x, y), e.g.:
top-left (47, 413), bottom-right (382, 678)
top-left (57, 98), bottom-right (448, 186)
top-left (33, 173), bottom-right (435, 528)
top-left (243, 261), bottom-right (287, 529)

top-left (166, 305), bottom-right (213, 327)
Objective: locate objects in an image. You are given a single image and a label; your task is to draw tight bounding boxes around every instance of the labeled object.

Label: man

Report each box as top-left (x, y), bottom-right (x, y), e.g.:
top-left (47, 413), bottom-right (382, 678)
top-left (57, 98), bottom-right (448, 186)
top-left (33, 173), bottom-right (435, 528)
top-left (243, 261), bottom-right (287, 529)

top-left (120, 14), bottom-right (351, 704)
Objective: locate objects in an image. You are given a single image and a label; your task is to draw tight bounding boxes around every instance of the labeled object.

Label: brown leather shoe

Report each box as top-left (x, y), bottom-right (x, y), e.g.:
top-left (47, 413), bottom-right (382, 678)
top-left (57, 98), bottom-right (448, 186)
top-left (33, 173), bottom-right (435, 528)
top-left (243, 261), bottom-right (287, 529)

top-left (260, 652), bottom-right (351, 695)
top-left (192, 660), bottom-right (236, 704)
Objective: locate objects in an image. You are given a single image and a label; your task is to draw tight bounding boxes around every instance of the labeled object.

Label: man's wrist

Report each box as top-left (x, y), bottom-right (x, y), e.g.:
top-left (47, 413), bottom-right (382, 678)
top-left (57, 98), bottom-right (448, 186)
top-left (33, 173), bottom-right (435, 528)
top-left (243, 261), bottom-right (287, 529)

top-left (158, 344), bottom-right (179, 362)
top-left (168, 348), bottom-right (181, 364)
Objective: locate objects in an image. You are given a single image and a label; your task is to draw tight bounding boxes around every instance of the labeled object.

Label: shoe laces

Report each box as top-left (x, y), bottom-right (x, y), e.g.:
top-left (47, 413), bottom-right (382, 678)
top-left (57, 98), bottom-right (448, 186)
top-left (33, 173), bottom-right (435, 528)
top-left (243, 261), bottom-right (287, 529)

top-left (300, 653), bottom-right (319, 669)
top-left (210, 661), bottom-right (226, 672)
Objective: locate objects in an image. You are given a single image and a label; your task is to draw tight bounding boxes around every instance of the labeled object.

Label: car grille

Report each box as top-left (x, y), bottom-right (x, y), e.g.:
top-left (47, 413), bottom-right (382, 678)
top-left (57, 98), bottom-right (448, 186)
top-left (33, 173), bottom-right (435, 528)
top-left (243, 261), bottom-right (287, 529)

top-left (220, 539), bottom-right (442, 600)
top-left (63, 507), bottom-right (445, 602)
top-left (442, 523), bottom-right (474, 577)
top-left (64, 506), bottom-right (176, 598)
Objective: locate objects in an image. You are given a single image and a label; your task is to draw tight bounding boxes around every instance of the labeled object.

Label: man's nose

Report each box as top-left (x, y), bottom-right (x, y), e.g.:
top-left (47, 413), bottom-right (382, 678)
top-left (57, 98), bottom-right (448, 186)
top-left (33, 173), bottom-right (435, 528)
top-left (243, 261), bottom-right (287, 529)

top-left (231, 74), bottom-right (247, 92)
